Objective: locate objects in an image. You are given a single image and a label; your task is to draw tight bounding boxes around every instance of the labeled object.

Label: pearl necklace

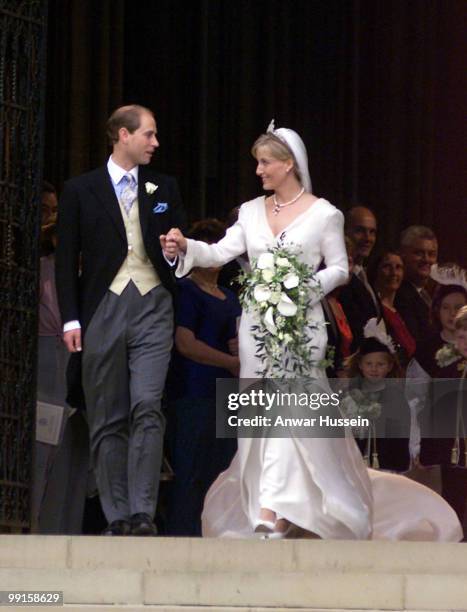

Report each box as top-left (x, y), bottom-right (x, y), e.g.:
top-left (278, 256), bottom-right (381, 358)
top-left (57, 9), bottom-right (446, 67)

top-left (272, 187), bottom-right (305, 215)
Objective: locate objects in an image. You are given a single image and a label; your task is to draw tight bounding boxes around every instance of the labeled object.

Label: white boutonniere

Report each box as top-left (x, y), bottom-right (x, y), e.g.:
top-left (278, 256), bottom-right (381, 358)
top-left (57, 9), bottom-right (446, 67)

top-left (145, 182), bottom-right (158, 194)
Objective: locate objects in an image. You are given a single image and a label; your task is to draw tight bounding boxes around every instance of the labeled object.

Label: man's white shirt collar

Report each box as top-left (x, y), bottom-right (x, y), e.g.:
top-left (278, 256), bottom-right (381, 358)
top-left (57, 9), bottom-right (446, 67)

top-left (107, 156), bottom-right (139, 186)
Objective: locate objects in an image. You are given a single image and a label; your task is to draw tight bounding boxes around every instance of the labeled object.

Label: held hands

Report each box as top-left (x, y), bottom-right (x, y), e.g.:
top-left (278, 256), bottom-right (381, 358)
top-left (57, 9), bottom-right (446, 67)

top-left (160, 228), bottom-right (187, 260)
top-left (63, 329), bottom-right (82, 353)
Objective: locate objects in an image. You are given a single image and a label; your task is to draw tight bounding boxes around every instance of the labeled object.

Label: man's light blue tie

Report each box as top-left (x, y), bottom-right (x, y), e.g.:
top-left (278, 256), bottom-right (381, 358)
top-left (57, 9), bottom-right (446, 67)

top-left (120, 174), bottom-right (137, 216)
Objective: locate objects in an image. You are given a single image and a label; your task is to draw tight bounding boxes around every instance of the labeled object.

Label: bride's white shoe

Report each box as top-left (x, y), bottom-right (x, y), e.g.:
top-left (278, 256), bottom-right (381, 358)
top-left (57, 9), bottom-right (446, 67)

top-left (253, 519), bottom-right (276, 535)
top-left (260, 522), bottom-right (296, 539)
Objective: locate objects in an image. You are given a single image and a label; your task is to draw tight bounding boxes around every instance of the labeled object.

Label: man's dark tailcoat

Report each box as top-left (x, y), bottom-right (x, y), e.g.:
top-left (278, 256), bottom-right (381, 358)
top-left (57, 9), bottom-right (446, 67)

top-left (55, 165), bottom-right (186, 408)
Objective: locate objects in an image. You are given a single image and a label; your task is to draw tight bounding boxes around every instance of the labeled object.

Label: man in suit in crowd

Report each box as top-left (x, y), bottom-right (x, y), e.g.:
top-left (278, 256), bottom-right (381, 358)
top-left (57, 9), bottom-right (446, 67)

top-left (395, 225), bottom-right (438, 345)
top-left (56, 105), bottom-right (185, 536)
top-left (339, 205), bottom-right (382, 350)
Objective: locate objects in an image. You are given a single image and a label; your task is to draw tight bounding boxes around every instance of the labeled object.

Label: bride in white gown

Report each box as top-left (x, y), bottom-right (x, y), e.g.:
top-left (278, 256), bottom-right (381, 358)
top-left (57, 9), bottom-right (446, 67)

top-left (161, 122), bottom-right (462, 542)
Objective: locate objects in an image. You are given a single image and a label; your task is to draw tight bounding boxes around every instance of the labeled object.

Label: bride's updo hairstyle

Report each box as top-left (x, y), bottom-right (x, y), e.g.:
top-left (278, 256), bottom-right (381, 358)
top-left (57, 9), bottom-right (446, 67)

top-left (251, 133), bottom-right (302, 185)
top-left (252, 121), bottom-right (313, 193)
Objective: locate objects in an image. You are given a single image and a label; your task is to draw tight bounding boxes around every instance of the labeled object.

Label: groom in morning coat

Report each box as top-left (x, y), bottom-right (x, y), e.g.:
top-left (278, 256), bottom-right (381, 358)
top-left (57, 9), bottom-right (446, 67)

top-left (56, 105), bottom-right (186, 535)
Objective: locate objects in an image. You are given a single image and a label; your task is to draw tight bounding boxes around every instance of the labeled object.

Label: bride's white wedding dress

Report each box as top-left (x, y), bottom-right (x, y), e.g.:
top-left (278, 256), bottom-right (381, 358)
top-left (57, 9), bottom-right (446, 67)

top-left (176, 196), bottom-right (462, 541)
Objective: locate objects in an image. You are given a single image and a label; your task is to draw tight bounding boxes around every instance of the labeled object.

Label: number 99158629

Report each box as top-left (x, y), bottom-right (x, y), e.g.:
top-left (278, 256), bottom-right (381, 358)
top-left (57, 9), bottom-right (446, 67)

top-left (0, 591), bottom-right (63, 606)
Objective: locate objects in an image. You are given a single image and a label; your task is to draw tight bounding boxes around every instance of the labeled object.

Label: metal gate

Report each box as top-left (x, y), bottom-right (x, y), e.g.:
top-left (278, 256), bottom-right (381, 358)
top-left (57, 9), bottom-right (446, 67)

top-left (0, 0), bottom-right (47, 530)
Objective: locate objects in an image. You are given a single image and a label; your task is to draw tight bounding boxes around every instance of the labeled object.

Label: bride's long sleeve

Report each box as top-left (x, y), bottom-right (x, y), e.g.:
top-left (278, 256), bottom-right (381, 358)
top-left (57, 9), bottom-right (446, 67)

top-left (314, 208), bottom-right (349, 300)
top-left (176, 209), bottom-right (248, 277)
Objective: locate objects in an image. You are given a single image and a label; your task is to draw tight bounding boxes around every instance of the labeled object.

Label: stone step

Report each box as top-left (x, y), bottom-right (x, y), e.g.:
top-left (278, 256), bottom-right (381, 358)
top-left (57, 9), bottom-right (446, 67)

top-left (0, 536), bottom-right (466, 610)
top-left (2, 535), bottom-right (467, 574)
top-left (0, 608), bottom-right (422, 612)
top-left (1, 568), bottom-right (464, 610)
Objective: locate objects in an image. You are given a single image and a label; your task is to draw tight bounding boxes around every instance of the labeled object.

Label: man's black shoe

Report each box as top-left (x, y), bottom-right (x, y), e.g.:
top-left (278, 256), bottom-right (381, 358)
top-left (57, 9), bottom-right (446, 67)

top-left (130, 513), bottom-right (158, 536)
top-left (102, 519), bottom-right (131, 536)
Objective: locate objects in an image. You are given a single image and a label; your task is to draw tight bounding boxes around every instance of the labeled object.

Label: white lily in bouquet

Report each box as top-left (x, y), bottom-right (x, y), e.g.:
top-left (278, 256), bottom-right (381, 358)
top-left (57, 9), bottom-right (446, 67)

top-left (238, 243), bottom-right (324, 377)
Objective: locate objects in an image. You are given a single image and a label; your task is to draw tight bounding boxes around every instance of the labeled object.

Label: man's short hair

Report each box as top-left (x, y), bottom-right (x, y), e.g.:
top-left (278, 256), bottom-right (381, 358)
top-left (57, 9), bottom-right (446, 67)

top-left (399, 225), bottom-right (437, 248)
top-left (344, 205), bottom-right (376, 232)
top-left (106, 105), bottom-right (154, 145)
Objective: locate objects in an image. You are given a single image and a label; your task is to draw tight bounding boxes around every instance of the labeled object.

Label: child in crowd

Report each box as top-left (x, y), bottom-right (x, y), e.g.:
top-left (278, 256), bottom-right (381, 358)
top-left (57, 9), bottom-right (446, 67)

top-left (408, 268), bottom-right (467, 529)
top-left (344, 319), bottom-right (410, 471)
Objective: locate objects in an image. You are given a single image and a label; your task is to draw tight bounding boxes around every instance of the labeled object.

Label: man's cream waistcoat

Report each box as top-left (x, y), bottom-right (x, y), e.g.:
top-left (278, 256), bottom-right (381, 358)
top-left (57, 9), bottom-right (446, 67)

top-left (110, 197), bottom-right (160, 295)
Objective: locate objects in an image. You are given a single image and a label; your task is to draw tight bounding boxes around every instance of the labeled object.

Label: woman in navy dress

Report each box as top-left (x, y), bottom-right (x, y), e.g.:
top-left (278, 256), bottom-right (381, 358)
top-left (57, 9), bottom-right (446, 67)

top-left (167, 219), bottom-right (241, 535)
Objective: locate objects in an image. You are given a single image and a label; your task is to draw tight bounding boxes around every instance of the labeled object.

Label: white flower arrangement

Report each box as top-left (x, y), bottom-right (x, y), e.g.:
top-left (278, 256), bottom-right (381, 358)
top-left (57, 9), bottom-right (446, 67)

top-left (238, 244), bottom-right (324, 377)
top-left (430, 263), bottom-right (467, 291)
top-left (145, 181), bottom-right (158, 194)
top-left (435, 343), bottom-right (462, 369)
top-left (340, 388), bottom-right (382, 421)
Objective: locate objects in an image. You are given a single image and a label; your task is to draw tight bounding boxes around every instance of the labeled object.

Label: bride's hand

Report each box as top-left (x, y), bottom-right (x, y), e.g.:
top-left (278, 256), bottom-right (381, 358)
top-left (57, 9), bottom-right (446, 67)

top-left (160, 227), bottom-right (187, 259)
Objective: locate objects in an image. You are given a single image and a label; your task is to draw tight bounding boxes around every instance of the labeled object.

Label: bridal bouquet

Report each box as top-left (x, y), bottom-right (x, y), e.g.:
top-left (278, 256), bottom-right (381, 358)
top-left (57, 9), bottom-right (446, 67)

top-left (238, 244), bottom-right (324, 377)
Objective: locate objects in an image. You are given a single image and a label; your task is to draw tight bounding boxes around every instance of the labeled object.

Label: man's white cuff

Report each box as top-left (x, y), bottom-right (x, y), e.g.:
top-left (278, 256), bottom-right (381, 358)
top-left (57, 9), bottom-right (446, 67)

top-left (63, 320), bottom-right (81, 332)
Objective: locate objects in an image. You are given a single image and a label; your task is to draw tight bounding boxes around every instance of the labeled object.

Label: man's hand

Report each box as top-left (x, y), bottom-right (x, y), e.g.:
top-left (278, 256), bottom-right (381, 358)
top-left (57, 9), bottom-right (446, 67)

top-left (63, 329), bottom-right (82, 353)
top-left (160, 227), bottom-right (187, 260)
